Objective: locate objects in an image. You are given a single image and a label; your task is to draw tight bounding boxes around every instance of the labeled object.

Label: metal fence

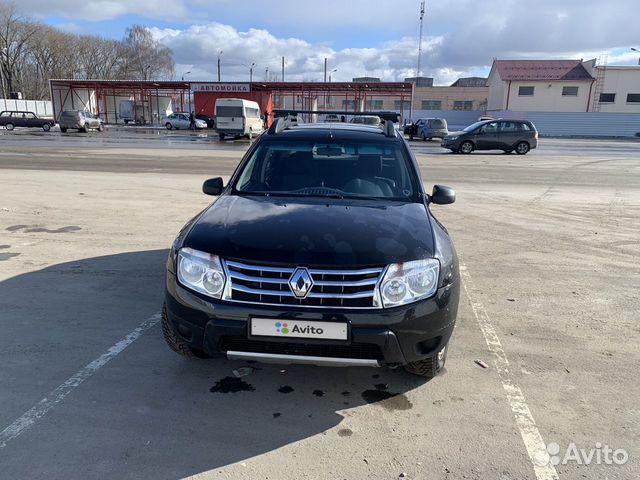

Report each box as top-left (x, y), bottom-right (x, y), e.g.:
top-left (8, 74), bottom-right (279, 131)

top-left (491, 111), bottom-right (640, 137)
top-left (0, 99), bottom-right (54, 117)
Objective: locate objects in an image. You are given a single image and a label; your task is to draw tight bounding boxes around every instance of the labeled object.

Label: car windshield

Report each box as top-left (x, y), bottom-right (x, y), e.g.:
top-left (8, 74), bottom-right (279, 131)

top-left (463, 121), bottom-right (488, 132)
top-left (234, 139), bottom-right (417, 200)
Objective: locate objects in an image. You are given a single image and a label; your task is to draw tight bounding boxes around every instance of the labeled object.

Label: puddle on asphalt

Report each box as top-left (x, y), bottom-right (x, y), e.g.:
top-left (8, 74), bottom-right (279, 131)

top-left (209, 377), bottom-right (255, 393)
top-left (361, 390), bottom-right (413, 411)
top-left (278, 385), bottom-right (294, 394)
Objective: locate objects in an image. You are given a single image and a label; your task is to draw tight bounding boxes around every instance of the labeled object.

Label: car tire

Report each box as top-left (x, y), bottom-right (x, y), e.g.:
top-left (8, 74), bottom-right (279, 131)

top-left (5, 122), bottom-right (14, 131)
top-left (404, 343), bottom-right (448, 379)
top-left (218, 133), bottom-right (225, 140)
top-left (60, 127), bottom-right (67, 133)
top-left (165, 123), bottom-right (173, 130)
top-left (98, 123), bottom-right (104, 132)
top-left (82, 126), bottom-right (90, 133)
top-left (422, 133), bottom-right (427, 141)
top-left (161, 304), bottom-right (209, 358)
top-left (503, 149), bottom-right (513, 154)
top-left (459, 141), bottom-right (474, 154)
top-left (515, 141), bottom-right (530, 155)
top-left (42, 123), bottom-right (51, 132)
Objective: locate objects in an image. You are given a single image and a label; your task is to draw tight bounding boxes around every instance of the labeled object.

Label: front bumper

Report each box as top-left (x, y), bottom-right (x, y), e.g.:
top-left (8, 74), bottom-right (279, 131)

top-left (441, 138), bottom-right (461, 149)
top-left (165, 271), bottom-right (459, 366)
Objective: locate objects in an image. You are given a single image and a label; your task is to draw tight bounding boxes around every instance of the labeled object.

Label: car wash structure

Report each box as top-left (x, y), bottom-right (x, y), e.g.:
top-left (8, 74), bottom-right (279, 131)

top-left (49, 79), bottom-right (414, 126)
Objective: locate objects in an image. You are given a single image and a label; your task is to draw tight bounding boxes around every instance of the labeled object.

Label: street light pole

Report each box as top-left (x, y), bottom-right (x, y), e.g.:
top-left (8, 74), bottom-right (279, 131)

top-left (329, 68), bottom-right (337, 82)
top-left (632, 48), bottom-right (640, 65)
top-left (217, 50), bottom-right (223, 81)
top-left (249, 62), bottom-right (256, 83)
top-left (181, 71), bottom-right (191, 81)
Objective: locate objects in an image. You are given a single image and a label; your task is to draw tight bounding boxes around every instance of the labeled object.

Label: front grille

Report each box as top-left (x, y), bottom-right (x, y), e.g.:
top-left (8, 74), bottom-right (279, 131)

top-left (223, 260), bottom-right (384, 309)
top-left (220, 336), bottom-right (383, 360)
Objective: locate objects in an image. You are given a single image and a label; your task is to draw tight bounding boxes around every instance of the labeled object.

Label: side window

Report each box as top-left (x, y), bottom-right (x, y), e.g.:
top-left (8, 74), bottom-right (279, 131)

top-left (26, 113), bottom-right (36, 119)
top-left (480, 122), bottom-right (498, 134)
top-left (517, 123), bottom-right (531, 132)
top-left (500, 122), bottom-right (517, 133)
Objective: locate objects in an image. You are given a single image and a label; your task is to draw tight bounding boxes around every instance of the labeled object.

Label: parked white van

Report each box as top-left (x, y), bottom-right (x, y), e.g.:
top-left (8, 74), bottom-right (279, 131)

top-left (215, 98), bottom-right (264, 140)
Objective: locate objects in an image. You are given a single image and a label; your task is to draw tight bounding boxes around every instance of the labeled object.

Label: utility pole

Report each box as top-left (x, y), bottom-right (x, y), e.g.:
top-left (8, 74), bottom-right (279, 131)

top-left (217, 50), bottom-right (223, 82)
top-left (417, 0), bottom-right (426, 77)
top-left (324, 58), bottom-right (327, 82)
top-left (249, 62), bottom-right (255, 83)
top-left (282, 56), bottom-right (285, 81)
top-left (265, 66), bottom-right (269, 81)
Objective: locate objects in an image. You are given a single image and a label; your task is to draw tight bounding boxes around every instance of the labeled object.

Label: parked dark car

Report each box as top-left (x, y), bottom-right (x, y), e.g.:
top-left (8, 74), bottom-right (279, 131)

top-left (0, 111), bottom-right (55, 132)
top-left (58, 110), bottom-right (104, 133)
top-left (442, 119), bottom-right (538, 154)
top-left (163, 120), bottom-right (460, 378)
top-left (196, 114), bottom-right (215, 129)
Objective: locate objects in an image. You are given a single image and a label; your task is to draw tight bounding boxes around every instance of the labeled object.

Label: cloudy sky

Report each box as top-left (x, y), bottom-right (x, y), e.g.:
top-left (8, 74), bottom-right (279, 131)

top-left (13, 0), bottom-right (640, 84)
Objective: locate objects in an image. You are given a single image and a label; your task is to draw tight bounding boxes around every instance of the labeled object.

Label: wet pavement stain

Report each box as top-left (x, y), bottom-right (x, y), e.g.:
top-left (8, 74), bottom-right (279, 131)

top-left (6, 225), bottom-right (81, 234)
top-left (272, 413), bottom-right (281, 419)
top-left (337, 428), bottom-right (353, 437)
top-left (0, 245), bottom-right (10, 249)
top-left (374, 383), bottom-right (389, 391)
top-left (278, 385), bottom-right (294, 394)
top-left (341, 391), bottom-right (351, 397)
top-left (209, 377), bottom-right (255, 393)
top-left (0, 252), bottom-right (20, 261)
top-left (361, 390), bottom-right (413, 411)
top-left (371, 374), bottom-right (380, 379)
top-left (312, 389), bottom-right (324, 397)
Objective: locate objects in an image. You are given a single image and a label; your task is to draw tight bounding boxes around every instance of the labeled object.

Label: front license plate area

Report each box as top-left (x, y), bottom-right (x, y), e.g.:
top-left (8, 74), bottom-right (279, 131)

top-left (250, 318), bottom-right (348, 341)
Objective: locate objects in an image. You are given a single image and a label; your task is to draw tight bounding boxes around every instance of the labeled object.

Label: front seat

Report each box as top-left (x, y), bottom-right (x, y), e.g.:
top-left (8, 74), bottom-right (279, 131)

top-left (343, 154), bottom-right (394, 197)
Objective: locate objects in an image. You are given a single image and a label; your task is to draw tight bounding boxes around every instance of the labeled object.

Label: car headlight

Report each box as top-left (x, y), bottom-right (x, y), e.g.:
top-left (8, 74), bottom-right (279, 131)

top-left (377, 259), bottom-right (440, 308)
top-left (177, 248), bottom-right (226, 299)
top-left (447, 136), bottom-right (458, 141)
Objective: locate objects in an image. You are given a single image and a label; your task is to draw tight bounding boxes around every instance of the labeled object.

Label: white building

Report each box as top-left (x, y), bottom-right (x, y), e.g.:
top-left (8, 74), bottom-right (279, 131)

top-left (487, 60), bottom-right (595, 112)
top-left (487, 59), bottom-right (640, 113)
top-left (590, 66), bottom-right (640, 113)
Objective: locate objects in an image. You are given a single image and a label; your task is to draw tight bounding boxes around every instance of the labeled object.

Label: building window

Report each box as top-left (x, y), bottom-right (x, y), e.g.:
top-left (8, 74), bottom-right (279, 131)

top-left (453, 100), bottom-right (473, 111)
top-left (365, 100), bottom-right (383, 110)
top-left (599, 93), bottom-right (616, 103)
top-left (562, 86), bottom-right (579, 96)
top-left (393, 100), bottom-right (411, 111)
top-left (421, 100), bottom-right (442, 110)
top-left (518, 86), bottom-right (534, 96)
top-left (626, 94), bottom-right (640, 103)
top-left (342, 100), bottom-right (356, 110)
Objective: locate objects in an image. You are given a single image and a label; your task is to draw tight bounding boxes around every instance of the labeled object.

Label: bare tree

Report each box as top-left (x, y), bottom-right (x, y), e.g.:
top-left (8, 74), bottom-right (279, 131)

top-left (0, 3), bottom-right (38, 97)
top-left (0, 2), bottom-right (175, 100)
top-left (122, 25), bottom-right (174, 80)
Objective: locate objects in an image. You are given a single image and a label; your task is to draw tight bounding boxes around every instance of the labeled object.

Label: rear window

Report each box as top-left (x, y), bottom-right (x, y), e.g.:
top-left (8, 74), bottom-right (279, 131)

top-left (428, 119), bottom-right (446, 129)
top-left (216, 106), bottom-right (243, 117)
top-left (245, 107), bottom-right (260, 118)
top-left (234, 139), bottom-right (417, 200)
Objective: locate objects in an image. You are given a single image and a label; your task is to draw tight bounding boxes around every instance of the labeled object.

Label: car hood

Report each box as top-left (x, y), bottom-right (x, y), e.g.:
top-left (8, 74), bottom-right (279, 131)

top-left (183, 195), bottom-right (435, 267)
top-left (446, 131), bottom-right (466, 137)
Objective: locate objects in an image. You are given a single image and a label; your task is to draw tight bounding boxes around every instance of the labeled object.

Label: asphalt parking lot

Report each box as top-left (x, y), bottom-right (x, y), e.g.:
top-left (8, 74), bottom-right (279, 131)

top-left (1, 129), bottom-right (639, 480)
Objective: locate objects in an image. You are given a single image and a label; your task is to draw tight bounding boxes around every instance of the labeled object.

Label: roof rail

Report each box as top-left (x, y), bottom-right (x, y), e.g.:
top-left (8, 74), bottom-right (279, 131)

top-left (384, 119), bottom-right (396, 138)
top-left (267, 117), bottom-right (287, 135)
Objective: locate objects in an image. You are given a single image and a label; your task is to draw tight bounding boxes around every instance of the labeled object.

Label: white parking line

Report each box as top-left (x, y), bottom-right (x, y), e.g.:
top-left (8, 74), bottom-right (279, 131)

top-left (0, 313), bottom-right (161, 449)
top-left (460, 263), bottom-right (559, 480)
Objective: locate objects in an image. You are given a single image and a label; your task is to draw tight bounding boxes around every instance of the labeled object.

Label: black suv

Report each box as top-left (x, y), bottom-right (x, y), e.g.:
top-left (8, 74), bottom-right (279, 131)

top-left (441, 119), bottom-right (538, 154)
top-left (163, 121), bottom-right (460, 378)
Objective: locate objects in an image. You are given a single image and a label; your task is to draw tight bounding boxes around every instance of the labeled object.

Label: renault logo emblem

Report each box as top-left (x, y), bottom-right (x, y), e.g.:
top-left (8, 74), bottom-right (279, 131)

top-left (289, 267), bottom-right (314, 299)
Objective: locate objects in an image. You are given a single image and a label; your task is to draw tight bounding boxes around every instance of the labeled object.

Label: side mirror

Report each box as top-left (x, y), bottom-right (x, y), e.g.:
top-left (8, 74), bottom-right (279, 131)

top-left (203, 177), bottom-right (224, 196)
top-left (430, 185), bottom-right (455, 205)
